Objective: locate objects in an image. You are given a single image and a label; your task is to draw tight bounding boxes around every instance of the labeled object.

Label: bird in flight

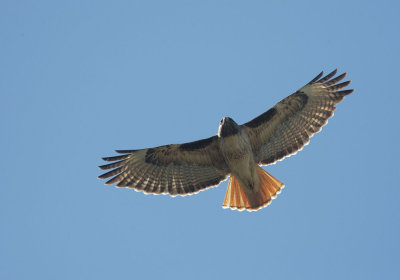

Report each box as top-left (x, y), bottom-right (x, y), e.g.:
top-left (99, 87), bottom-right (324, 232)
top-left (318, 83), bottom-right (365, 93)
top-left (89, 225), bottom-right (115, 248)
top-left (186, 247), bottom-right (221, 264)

top-left (98, 69), bottom-right (353, 211)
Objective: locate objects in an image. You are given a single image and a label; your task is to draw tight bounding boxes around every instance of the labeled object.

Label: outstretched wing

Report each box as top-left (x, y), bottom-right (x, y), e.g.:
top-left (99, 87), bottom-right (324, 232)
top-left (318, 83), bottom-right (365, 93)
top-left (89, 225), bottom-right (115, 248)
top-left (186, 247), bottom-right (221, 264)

top-left (242, 69), bottom-right (354, 165)
top-left (98, 136), bottom-right (230, 196)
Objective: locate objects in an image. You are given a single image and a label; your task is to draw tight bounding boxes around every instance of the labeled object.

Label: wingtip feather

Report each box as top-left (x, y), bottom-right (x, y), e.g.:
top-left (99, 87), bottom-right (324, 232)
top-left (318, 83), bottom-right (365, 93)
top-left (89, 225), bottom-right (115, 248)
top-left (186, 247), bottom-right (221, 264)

top-left (101, 154), bottom-right (131, 162)
top-left (97, 175), bottom-right (118, 184)
top-left (317, 69), bottom-right (338, 83)
top-left (324, 72), bottom-right (347, 86)
top-left (336, 89), bottom-right (354, 96)
top-left (308, 71), bottom-right (324, 84)
top-left (328, 80), bottom-right (351, 91)
top-left (115, 149), bottom-right (136, 154)
top-left (105, 177), bottom-right (121, 185)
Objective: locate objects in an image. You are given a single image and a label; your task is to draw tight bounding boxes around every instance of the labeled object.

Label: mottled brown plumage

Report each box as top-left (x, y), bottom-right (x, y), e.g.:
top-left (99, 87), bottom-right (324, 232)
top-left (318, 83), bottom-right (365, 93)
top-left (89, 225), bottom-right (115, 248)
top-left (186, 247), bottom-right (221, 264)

top-left (99, 69), bottom-right (354, 211)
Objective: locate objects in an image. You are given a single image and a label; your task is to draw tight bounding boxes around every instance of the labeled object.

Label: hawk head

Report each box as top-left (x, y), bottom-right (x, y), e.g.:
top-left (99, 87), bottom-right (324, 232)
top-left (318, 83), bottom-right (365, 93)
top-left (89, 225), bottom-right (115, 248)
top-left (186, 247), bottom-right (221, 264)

top-left (218, 117), bottom-right (239, 138)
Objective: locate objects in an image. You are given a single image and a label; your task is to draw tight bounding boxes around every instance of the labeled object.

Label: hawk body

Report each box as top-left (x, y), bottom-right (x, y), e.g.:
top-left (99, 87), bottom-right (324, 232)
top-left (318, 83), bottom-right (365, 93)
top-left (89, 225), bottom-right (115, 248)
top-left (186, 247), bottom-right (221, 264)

top-left (99, 69), bottom-right (354, 211)
top-left (218, 118), bottom-right (259, 192)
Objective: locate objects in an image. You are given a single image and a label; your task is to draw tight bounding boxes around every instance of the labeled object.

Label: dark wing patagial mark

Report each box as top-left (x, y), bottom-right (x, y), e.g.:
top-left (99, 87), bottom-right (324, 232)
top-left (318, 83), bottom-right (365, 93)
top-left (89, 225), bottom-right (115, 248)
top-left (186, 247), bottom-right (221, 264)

top-left (243, 108), bottom-right (277, 128)
top-left (144, 148), bottom-right (157, 164)
top-left (179, 136), bottom-right (217, 151)
top-left (243, 91), bottom-right (308, 130)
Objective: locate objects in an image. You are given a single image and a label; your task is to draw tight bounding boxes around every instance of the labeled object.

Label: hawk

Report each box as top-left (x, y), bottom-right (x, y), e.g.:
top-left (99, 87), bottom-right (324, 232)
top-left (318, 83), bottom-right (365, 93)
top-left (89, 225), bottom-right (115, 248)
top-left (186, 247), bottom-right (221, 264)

top-left (98, 69), bottom-right (353, 211)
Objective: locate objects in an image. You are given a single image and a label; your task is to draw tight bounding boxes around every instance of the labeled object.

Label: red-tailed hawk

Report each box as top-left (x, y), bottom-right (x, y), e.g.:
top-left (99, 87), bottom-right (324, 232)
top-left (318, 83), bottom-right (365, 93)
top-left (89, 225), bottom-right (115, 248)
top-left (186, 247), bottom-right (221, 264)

top-left (98, 69), bottom-right (353, 211)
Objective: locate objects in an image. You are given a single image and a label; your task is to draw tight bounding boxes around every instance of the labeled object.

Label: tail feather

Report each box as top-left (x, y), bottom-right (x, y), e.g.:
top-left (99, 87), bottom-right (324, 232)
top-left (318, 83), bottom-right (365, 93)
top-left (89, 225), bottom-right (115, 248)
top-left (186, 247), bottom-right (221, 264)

top-left (222, 166), bottom-right (284, 212)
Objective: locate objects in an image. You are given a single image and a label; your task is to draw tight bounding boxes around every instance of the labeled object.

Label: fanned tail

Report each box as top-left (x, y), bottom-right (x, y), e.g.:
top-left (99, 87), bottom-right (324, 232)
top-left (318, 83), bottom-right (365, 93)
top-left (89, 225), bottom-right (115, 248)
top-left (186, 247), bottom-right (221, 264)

top-left (222, 166), bottom-right (284, 211)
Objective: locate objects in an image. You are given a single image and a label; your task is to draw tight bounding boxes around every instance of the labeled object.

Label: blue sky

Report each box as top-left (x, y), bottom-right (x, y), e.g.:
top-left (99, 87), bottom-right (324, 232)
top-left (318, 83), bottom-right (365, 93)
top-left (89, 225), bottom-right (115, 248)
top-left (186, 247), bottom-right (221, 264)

top-left (1, 0), bottom-right (399, 279)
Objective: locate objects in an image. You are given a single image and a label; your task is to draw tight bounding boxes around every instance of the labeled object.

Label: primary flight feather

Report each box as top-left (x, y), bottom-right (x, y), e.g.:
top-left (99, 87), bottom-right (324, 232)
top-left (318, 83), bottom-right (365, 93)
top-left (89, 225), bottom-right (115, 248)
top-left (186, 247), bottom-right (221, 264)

top-left (98, 69), bottom-right (354, 211)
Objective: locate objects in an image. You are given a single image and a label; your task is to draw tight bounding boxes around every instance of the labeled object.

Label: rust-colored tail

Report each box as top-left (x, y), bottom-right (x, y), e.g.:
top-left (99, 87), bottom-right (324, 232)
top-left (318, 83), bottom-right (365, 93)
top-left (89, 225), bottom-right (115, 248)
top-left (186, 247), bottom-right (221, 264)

top-left (222, 166), bottom-right (284, 211)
